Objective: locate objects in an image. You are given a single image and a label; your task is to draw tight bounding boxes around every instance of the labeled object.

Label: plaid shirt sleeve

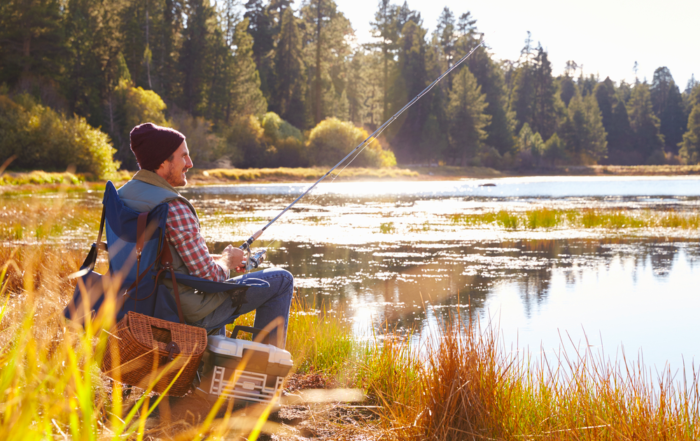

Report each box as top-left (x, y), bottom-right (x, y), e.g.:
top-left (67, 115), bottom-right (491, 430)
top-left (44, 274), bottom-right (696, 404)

top-left (166, 199), bottom-right (228, 282)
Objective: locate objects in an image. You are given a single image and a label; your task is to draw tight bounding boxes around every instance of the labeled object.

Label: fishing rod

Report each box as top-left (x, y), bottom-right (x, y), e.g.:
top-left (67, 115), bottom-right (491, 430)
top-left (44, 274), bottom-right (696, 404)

top-left (240, 42), bottom-right (484, 270)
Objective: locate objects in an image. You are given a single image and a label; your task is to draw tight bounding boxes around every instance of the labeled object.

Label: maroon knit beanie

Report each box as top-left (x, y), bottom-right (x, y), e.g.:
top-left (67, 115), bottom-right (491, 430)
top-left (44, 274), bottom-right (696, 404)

top-left (129, 123), bottom-right (186, 171)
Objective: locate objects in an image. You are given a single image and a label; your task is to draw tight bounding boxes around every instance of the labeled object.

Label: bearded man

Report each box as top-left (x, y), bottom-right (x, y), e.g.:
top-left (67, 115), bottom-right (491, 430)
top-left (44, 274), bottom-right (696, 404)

top-left (117, 123), bottom-right (293, 348)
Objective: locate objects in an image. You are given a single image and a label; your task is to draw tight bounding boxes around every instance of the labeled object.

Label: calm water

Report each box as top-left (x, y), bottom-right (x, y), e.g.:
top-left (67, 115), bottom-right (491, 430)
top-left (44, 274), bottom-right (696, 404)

top-left (11, 176), bottom-right (700, 372)
top-left (184, 176), bottom-right (700, 373)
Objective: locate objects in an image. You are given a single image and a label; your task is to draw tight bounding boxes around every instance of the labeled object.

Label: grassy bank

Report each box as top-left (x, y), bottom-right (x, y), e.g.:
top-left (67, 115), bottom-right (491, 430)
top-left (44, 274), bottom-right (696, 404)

top-left (451, 207), bottom-right (700, 230)
top-left (3, 243), bottom-right (700, 439)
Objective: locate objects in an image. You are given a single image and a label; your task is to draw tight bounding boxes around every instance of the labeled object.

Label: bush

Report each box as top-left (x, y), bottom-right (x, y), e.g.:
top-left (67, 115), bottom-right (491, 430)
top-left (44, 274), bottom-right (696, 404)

top-left (217, 112), bottom-right (308, 168)
top-left (306, 118), bottom-right (396, 168)
top-left (112, 79), bottom-right (168, 169)
top-left (218, 114), bottom-right (267, 168)
top-left (261, 112), bottom-right (307, 167)
top-left (0, 94), bottom-right (117, 178)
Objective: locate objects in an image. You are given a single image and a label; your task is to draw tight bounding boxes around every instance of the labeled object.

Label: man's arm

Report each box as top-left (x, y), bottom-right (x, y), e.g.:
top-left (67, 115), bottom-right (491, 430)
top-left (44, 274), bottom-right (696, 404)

top-left (166, 199), bottom-right (244, 280)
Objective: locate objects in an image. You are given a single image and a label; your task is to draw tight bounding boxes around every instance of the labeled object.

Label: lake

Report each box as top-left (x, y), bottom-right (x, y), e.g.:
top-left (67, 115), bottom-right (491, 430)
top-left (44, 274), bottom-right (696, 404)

top-left (9, 176), bottom-right (700, 375)
top-left (184, 176), bottom-right (700, 375)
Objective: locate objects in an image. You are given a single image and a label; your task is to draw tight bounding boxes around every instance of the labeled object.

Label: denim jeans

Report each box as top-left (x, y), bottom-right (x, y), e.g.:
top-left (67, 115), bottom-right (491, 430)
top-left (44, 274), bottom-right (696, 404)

top-left (189, 268), bottom-right (294, 348)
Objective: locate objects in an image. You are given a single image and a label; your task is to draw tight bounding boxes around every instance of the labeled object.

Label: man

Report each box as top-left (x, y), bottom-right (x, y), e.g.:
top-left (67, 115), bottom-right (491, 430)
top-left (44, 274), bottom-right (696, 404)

top-left (118, 122), bottom-right (293, 348)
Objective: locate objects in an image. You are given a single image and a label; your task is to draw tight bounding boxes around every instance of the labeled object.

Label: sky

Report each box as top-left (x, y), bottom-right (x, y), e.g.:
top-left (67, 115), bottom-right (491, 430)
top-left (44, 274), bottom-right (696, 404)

top-left (331, 0), bottom-right (699, 90)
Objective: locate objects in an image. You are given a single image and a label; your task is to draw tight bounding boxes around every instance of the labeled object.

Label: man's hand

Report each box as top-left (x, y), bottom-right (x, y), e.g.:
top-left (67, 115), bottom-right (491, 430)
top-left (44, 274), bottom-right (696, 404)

top-left (217, 245), bottom-right (245, 273)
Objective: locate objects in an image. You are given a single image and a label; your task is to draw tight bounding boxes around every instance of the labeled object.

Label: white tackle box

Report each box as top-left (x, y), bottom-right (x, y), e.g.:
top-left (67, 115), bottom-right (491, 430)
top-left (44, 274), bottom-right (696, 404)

top-left (196, 326), bottom-right (293, 405)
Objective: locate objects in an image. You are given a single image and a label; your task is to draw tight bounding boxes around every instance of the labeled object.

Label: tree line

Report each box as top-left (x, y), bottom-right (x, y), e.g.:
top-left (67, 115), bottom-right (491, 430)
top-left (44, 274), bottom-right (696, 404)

top-left (1, 0), bottom-right (699, 174)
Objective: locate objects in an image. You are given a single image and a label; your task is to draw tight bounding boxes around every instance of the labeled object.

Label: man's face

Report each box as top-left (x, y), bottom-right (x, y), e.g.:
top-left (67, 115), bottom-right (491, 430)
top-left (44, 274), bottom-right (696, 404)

top-left (156, 141), bottom-right (193, 187)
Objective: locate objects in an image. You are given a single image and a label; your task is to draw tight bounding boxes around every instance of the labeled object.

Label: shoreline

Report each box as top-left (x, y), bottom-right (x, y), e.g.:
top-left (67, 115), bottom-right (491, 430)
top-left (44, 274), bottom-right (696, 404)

top-left (2, 164), bottom-right (700, 194)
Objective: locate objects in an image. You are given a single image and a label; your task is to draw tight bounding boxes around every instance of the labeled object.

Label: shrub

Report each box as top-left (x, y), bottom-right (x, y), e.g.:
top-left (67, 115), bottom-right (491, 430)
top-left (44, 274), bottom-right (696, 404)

top-left (111, 79), bottom-right (168, 169)
top-left (261, 112), bottom-right (307, 167)
top-left (0, 94), bottom-right (117, 178)
top-left (306, 118), bottom-right (396, 168)
top-left (218, 112), bottom-right (308, 168)
top-left (218, 114), bottom-right (267, 168)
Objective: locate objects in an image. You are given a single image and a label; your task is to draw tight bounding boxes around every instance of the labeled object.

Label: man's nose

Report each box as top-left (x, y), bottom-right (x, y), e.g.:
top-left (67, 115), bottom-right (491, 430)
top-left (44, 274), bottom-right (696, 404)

top-left (186, 156), bottom-right (193, 168)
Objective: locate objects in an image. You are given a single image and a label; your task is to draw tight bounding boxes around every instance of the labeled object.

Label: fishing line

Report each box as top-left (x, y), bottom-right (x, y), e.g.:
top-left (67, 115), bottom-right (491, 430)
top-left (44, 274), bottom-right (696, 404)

top-left (239, 41), bottom-right (485, 266)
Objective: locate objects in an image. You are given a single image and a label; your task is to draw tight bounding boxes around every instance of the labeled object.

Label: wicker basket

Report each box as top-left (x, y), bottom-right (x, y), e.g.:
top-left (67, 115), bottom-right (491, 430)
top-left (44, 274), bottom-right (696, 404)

top-left (102, 311), bottom-right (208, 396)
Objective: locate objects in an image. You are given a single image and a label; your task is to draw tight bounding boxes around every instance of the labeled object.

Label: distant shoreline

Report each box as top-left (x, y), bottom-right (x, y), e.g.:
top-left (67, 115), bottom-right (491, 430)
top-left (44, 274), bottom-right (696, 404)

top-left (2, 165), bottom-right (700, 193)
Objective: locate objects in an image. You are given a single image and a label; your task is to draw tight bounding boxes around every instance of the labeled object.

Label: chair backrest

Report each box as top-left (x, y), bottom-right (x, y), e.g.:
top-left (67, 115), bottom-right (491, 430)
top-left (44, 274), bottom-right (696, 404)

top-left (103, 182), bottom-right (169, 288)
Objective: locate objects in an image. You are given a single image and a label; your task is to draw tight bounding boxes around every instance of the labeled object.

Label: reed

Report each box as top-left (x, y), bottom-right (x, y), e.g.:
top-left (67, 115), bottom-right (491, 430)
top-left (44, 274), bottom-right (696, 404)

top-left (361, 317), bottom-right (700, 440)
top-left (451, 207), bottom-right (700, 230)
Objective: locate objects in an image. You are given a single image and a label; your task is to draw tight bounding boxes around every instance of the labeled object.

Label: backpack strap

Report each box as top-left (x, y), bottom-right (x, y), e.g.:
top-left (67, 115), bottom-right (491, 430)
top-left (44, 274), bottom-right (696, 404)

top-left (159, 243), bottom-right (186, 324)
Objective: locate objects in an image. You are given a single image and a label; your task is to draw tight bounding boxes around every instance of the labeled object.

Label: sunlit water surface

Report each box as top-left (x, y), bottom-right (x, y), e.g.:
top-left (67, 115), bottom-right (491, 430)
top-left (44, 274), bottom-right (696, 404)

top-left (8, 176), bottom-right (700, 374)
top-left (186, 177), bottom-right (700, 374)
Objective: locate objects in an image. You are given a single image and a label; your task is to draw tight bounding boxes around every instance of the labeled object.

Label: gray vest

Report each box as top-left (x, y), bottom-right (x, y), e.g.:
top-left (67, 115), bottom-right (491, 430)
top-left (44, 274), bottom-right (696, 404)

top-left (117, 179), bottom-right (229, 322)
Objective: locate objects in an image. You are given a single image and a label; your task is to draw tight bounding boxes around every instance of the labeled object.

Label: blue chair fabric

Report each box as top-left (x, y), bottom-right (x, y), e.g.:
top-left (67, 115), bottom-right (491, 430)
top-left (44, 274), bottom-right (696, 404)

top-left (64, 181), bottom-right (268, 326)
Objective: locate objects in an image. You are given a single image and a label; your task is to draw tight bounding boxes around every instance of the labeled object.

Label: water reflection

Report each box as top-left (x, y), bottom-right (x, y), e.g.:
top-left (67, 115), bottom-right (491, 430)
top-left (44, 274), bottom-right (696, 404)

top-left (218, 238), bottom-right (700, 350)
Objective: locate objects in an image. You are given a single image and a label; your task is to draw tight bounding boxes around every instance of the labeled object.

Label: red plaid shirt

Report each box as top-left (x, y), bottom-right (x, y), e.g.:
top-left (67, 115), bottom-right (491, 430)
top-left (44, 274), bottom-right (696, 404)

top-left (166, 199), bottom-right (228, 282)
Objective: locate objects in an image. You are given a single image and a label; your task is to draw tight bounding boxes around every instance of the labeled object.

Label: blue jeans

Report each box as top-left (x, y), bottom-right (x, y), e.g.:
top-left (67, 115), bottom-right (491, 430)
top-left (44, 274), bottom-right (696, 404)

top-left (189, 268), bottom-right (294, 348)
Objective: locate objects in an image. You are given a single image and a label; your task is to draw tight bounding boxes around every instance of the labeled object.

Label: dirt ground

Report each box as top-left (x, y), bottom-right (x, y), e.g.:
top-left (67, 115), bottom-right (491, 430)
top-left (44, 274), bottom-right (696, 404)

top-left (126, 373), bottom-right (384, 440)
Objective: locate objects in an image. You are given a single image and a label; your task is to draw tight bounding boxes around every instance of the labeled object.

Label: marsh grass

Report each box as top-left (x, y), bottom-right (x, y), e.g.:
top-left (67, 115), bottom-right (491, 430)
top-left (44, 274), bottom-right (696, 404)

top-left (197, 167), bottom-right (419, 183)
top-left (360, 317), bottom-right (700, 440)
top-left (379, 222), bottom-right (396, 234)
top-left (0, 195), bottom-right (101, 241)
top-left (451, 208), bottom-right (700, 231)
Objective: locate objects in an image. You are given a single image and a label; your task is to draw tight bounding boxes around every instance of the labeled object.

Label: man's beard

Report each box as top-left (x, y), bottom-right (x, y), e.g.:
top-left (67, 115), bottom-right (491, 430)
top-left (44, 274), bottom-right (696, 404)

top-left (166, 164), bottom-right (188, 187)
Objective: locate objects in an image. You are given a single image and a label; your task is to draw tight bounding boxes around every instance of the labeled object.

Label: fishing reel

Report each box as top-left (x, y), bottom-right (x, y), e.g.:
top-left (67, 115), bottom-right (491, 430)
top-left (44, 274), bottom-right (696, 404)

top-left (244, 248), bottom-right (267, 272)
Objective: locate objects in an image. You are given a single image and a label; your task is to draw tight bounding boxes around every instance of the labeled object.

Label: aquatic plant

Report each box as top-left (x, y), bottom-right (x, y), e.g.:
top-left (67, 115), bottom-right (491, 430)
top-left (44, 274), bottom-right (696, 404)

top-left (451, 207), bottom-right (700, 231)
top-left (379, 222), bottom-right (396, 234)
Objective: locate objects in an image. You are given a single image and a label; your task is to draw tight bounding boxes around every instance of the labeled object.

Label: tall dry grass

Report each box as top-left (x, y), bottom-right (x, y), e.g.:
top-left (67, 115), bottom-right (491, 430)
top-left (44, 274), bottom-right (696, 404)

top-left (360, 317), bottom-right (700, 440)
top-left (0, 191), bottom-right (360, 439)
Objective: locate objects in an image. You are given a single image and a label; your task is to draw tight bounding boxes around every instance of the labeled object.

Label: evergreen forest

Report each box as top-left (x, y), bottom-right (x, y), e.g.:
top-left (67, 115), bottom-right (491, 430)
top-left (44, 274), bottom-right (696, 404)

top-left (1, 0), bottom-right (700, 177)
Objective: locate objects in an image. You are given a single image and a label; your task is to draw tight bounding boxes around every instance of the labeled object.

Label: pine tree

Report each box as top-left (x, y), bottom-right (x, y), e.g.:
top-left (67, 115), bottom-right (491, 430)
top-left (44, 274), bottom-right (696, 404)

top-left (558, 93), bottom-right (607, 164)
top-left (594, 77), bottom-right (633, 164)
top-left (178, 0), bottom-right (216, 115)
top-left (64, 0), bottom-right (128, 127)
top-left (300, 0), bottom-right (353, 126)
top-left (387, 20), bottom-right (429, 163)
top-left (459, 44), bottom-right (515, 156)
top-left (421, 34), bottom-right (448, 163)
top-left (345, 50), bottom-right (369, 126)
top-left (509, 33), bottom-right (536, 134)
top-left (628, 82), bottom-right (665, 164)
top-left (435, 7), bottom-right (456, 71)
top-left (272, 7), bottom-right (306, 128)
top-left (531, 46), bottom-right (561, 141)
top-left (244, 0), bottom-right (276, 100)
top-left (369, 0), bottom-right (399, 121)
top-left (510, 65), bottom-right (534, 134)
top-left (228, 18), bottom-right (267, 118)
top-left (157, 0), bottom-right (185, 99)
top-left (559, 75), bottom-right (576, 107)
top-left (0, 0), bottom-right (65, 87)
top-left (679, 85), bottom-right (700, 164)
top-left (446, 66), bottom-right (490, 166)
top-left (650, 67), bottom-right (686, 154)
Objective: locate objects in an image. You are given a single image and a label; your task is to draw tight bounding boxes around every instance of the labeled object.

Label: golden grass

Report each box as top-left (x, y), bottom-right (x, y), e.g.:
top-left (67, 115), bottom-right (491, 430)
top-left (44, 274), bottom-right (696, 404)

top-left (452, 208), bottom-right (700, 230)
top-left (360, 318), bottom-right (700, 440)
top-left (192, 166), bottom-right (420, 183)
